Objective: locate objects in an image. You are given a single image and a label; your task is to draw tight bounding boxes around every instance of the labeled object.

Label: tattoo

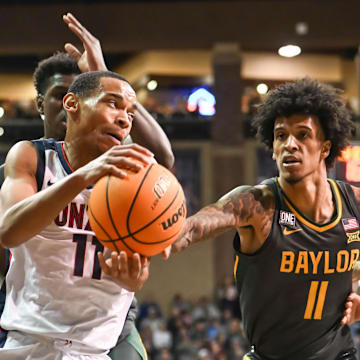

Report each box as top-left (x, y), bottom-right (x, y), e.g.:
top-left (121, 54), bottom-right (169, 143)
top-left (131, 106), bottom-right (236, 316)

top-left (173, 185), bottom-right (275, 252)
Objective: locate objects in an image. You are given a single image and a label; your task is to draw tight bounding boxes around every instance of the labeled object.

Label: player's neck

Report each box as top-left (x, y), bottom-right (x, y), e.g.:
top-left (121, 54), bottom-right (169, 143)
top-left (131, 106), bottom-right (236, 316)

top-left (62, 140), bottom-right (97, 170)
top-left (279, 170), bottom-right (335, 224)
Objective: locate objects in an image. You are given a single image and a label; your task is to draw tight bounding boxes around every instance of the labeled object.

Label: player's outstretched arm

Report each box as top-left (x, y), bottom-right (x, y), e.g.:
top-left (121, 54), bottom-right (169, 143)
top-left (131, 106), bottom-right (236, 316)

top-left (168, 185), bottom-right (274, 255)
top-left (0, 142), bottom-right (153, 248)
top-left (341, 293), bottom-right (360, 325)
top-left (63, 12), bottom-right (107, 73)
top-left (63, 13), bottom-right (174, 169)
top-left (130, 102), bottom-right (174, 169)
top-left (98, 251), bottom-right (150, 292)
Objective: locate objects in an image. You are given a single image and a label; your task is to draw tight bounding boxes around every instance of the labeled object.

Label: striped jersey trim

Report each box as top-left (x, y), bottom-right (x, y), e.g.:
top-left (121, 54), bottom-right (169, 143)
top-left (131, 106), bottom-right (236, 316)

top-left (234, 255), bottom-right (239, 281)
top-left (278, 178), bottom-right (342, 232)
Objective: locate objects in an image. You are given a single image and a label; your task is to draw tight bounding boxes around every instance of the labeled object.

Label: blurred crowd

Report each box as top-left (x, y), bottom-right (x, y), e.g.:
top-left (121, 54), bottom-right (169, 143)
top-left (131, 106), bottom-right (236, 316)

top-left (137, 275), bottom-right (360, 360)
top-left (2, 86), bottom-right (359, 142)
top-left (137, 276), bottom-right (248, 360)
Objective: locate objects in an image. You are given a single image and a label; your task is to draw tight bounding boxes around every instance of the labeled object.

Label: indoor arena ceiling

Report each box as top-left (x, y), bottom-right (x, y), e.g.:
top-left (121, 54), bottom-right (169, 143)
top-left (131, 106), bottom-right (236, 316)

top-left (0, 0), bottom-right (360, 69)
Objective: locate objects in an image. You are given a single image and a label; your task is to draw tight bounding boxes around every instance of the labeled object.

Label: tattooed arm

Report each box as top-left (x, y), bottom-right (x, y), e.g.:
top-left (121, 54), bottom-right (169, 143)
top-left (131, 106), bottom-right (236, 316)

top-left (171, 184), bottom-right (275, 254)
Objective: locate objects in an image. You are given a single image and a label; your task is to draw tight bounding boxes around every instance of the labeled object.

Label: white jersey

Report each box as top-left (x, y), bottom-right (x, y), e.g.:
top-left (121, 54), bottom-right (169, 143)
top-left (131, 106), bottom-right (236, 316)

top-left (0, 139), bottom-right (134, 352)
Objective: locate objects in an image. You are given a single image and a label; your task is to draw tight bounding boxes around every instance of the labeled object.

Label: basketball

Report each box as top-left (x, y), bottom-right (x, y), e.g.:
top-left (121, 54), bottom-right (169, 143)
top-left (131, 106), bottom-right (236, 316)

top-left (88, 163), bottom-right (186, 257)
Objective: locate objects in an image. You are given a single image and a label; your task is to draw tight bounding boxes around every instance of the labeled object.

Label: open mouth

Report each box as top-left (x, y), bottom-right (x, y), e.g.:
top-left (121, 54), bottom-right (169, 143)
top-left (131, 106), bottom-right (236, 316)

top-left (283, 159), bottom-right (300, 167)
top-left (106, 133), bottom-right (122, 143)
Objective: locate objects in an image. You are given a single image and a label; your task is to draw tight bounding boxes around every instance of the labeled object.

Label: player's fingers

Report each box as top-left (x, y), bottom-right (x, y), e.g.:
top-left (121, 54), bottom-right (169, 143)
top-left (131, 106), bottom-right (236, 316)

top-left (109, 251), bottom-right (120, 277)
top-left (65, 12), bottom-right (97, 44)
top-left (118, 251), bottom-right (129, 276)
top-left (97, 252), bottom-right (111, 275)
top-left (162, 245), bottom-right (172, 259)
top-left (123, 143), bottom-right (155, 157)
top-left (129, 253), bottom-right (141, 279)
top-left (64, 43), bottom-right (82, 62)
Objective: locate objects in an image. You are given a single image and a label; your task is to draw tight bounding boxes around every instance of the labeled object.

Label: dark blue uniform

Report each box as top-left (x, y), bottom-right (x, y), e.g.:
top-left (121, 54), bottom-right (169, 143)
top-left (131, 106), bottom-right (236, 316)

top-left (235, 178), bottom-right (359, 360)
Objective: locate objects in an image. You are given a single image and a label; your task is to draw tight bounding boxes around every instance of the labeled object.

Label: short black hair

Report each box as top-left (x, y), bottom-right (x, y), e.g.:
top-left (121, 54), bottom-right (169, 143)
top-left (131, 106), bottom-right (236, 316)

top-left (33, 52), bottom-right (81, 95)
top-left (253, 77), bottom-right (354, 168)
top-left (68, 70), bottom-right (130, 98)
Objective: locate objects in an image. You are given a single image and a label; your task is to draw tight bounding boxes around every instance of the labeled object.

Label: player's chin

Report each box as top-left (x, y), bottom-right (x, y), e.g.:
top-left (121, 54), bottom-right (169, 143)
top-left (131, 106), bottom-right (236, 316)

top-left (282, 171), bottom-right (303, 184)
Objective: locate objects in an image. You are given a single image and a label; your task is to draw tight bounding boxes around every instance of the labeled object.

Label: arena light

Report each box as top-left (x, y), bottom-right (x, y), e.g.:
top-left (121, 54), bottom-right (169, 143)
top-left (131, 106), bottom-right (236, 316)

top-left (0, 127), bottom-right (4, 136)
top-left (256, 83), bottom-right (268, 95)
top-left (147, 80), bottom-right (158, 91)
top-left (0, 106), bottom-right (4, 118)
top-left (187, 88), bottom-right (216, 116)
top-left (278, 45), bottom-right (301, 58)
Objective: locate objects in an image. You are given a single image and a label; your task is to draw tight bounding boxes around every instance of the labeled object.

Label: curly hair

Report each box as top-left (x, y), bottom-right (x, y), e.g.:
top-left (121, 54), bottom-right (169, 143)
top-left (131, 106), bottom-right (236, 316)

top-left (33, 52), bottom-right (81, 95)
top-left (252, 77), bottom-right (354, 168)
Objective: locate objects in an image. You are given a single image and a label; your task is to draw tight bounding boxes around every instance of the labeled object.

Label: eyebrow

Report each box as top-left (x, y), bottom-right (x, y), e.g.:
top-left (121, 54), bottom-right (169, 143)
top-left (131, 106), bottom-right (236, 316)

top-left (106, 93), bottom-right (137, 110)
top-left (274, 125), bottom-right (312, 131)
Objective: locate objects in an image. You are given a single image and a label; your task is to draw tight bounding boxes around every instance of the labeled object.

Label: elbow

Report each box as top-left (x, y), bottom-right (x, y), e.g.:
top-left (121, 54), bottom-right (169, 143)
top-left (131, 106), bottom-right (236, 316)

top-left (0, 232), bottom-right (11, 249)
top-left (0, 223), bottom-right (22, 249)
top-left (159, 151), bottom-right (175, 170)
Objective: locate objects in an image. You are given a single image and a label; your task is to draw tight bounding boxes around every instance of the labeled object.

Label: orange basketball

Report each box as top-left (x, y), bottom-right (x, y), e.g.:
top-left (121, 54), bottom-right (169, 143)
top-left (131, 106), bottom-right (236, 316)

top-left (88, 163), bottom-right (186, 257)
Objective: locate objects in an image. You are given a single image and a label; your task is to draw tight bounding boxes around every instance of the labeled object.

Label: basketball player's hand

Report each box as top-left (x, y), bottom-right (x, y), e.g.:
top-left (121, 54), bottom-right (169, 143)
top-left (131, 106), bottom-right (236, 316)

top-left (162, 221), bottom-right (192, 259)
top-left (341, 293), bottom-right (360, 325)
top-left (77, 143), bottom-right (154, 185)
top-left (98, 251), bottom-right (150, 291)
top-left (63, 12), bottom-right (107, 73)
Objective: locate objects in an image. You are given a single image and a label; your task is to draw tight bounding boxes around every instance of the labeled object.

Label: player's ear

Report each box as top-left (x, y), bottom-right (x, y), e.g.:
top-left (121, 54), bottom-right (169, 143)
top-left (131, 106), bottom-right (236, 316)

top-left (272, 152), bottom-right (275, 160)
top-left (321, 140), bottom-right (331, 160)
top-left (36, 94), bottom-right (44, 115)
top-left (63, 93), bottom-right (78, 113)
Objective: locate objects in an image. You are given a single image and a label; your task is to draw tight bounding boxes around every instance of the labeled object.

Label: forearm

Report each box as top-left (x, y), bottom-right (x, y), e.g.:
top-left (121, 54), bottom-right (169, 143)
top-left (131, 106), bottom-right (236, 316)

top-left (131, 103), bottom-right (174, 169)
top-left (0, 172), bottom-right (88, 248)
top-left (173, 205), bottom-right (236, 253)
top-left (353, 261), bottom-right (360, 281)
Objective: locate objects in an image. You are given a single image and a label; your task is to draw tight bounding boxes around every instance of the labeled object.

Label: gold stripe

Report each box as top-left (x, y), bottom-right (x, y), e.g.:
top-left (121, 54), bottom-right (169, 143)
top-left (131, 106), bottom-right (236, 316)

top-left (234, 255), bottom-right (239, 281)
top-left (243, 355), bottom-right (251, 360)
top-left (280, 178), bottom-right (342, 232)
top-left (304, 281), bottom-right (318, 319)
top-left (137, 330), bottom-right (148, 360)
top-left (314, 281), bottom-right (328, 320)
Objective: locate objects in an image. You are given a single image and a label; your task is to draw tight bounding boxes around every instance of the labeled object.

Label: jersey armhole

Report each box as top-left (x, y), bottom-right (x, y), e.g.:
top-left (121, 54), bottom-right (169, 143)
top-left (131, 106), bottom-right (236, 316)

top-left (337, 181), bottom-right (360, 219)
top-left (32, 140), bottom-right (46, 192)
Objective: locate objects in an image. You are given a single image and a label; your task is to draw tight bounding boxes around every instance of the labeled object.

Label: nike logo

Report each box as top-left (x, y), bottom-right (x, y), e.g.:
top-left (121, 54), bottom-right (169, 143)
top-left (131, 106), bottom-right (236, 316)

top-left (47, 180), bottom-right (55, 187)
top-left (283, 228), bottom-right (303, 235)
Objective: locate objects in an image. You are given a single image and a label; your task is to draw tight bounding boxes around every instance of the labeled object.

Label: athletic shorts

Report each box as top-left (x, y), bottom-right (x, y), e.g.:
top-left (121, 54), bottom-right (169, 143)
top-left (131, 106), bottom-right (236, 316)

top-left (109, 325), bottom-right (147, 360)
top-left (0, 330), bottom-right (111, 360)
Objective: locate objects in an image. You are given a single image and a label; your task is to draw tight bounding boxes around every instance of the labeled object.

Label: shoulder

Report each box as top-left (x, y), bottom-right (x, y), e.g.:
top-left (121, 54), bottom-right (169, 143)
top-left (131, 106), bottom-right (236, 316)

top-left (218, 184), bottom-right (274, 210)
top-left (349, 184), bottom-right (360, 207)
top-left (5, 141), bottom-right (37, 177)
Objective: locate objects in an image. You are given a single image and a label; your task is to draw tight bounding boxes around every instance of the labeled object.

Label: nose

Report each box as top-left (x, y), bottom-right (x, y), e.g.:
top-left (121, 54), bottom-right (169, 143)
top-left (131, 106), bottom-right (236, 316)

top-left (284, 134), bottom-right (298, 152)
top-left (115, 110), bottom-right (131, 129)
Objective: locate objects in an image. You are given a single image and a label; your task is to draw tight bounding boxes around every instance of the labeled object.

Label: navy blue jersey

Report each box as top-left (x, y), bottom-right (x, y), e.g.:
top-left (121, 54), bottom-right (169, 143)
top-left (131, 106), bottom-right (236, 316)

top-left (234, 178), bottom-right (360, 360)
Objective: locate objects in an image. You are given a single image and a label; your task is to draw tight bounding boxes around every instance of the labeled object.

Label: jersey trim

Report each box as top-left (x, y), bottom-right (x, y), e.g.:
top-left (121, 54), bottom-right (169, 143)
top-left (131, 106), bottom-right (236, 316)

top-left (278, 178), bottom-right (342, 232)
top-left (234, 255), bottom-right (239, 281)
top-left (56, 141), bottom-right (74, 175)
top-left (32, 140), bottom-right (46, 191)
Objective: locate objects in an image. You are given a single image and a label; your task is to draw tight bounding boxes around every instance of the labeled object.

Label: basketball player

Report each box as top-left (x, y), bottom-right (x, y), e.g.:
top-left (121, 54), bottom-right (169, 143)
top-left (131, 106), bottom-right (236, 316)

top-left (0, 13), bottom-right (174, 360)
top-left (168, 78), bottom-right (359, 359)
top-left (0, 70), bottom-right (153, 358)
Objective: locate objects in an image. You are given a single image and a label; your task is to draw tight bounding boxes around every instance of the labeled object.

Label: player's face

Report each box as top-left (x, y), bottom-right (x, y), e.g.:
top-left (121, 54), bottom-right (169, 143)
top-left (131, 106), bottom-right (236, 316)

top-left (272, 114), bottom-right (330, 184)
top-left (39, 73), bottom-right (78, 140)
top-left (78, 77), bottom-right (136, 154)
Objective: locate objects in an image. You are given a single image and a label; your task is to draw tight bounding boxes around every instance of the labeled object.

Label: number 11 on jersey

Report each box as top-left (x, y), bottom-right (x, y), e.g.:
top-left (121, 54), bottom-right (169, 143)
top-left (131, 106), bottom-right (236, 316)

top-left (304, 281), bottom-right (329, 320)
top-left (73, 234), bottom-right (105, 279)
